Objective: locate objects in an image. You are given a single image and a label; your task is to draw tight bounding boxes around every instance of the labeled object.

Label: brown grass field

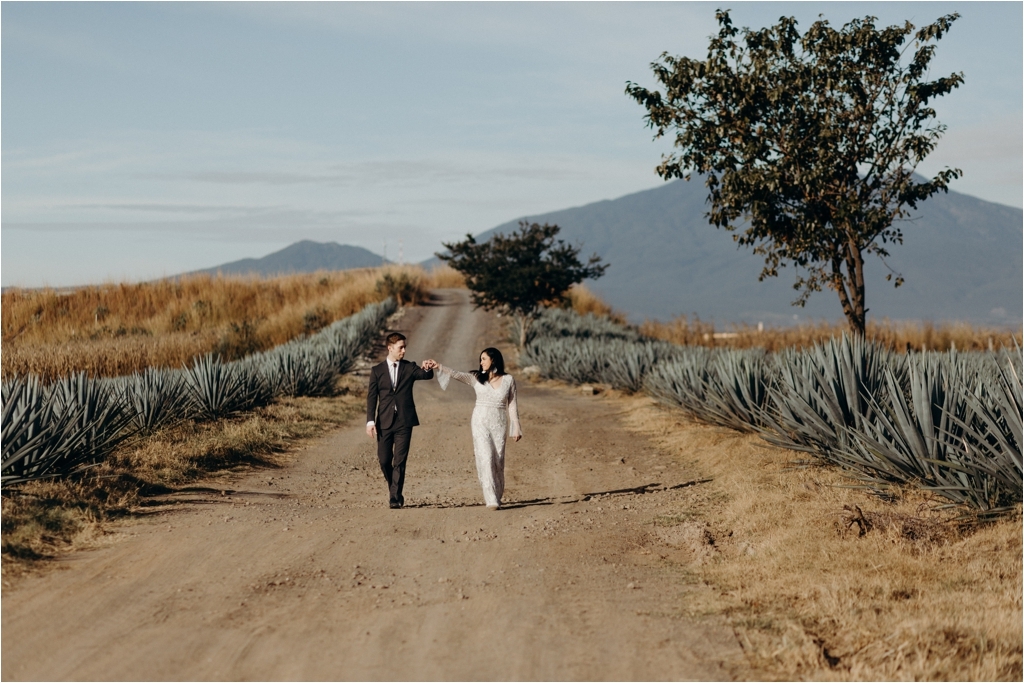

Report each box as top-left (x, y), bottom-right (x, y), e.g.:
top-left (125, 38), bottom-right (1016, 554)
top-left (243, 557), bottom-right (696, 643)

top-left (640, 314), bottom-right (1021, 352)
top-left (1, 265), bottom-right (464, 382)
top-left (618, 393), bottom-right (1022, 681)
top-left (565, 284), bottom-right (1019, 352)
top-left (4, 270), bottom-right (1015, 384)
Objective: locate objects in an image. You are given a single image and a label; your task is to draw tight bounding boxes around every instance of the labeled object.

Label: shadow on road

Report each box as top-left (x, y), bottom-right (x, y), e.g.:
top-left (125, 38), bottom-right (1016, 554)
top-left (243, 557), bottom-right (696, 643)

top-left (405, 478), bottom-right (712, 510)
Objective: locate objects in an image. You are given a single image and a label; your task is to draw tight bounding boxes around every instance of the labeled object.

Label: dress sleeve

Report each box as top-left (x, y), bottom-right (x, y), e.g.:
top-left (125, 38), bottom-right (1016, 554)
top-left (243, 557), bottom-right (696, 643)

top-left (436, 364), bottom-right (476, 391)
top-left (507, 376), bottom-right (522, 438)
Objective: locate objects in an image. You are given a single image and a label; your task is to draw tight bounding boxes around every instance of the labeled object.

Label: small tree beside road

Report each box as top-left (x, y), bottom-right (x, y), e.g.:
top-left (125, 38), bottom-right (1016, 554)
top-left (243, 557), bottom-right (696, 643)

top-left (438, 222), bottom-right (608, 348)
top-left (627, 11), bottom-right (963, 335)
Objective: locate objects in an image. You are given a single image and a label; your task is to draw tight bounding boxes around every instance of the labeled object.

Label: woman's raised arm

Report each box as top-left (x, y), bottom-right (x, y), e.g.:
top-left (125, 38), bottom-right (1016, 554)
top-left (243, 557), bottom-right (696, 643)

top-left (435, 363), bottom-right (476, 391)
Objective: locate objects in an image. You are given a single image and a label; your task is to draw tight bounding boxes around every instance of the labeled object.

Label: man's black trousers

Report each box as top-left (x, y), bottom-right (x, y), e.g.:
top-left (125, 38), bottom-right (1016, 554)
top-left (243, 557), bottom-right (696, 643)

top-left (377, 425), bottom-right (412, 506)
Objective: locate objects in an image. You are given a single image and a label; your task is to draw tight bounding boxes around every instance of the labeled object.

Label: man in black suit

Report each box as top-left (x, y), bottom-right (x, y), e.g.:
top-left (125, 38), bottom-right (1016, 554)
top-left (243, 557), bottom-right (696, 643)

top-left (366, 332), bottom-right (434, 508)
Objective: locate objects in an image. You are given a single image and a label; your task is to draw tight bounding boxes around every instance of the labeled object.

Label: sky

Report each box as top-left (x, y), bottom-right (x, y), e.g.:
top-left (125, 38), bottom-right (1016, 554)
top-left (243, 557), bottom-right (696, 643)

top-left (3, 1), bottom-right (1021, 288)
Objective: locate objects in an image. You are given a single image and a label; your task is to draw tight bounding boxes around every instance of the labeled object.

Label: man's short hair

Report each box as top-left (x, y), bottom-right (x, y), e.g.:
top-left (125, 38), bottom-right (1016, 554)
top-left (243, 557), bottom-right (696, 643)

top-left (385, 332), bottom-right (406, 347)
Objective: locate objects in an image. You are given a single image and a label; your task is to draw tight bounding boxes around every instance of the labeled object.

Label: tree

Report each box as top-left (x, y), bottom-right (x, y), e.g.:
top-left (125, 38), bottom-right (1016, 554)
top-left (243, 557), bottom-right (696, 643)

top-left (438, 222), bottom-right (608, 348)
top-left (626, 11), bottom-right (963, 335)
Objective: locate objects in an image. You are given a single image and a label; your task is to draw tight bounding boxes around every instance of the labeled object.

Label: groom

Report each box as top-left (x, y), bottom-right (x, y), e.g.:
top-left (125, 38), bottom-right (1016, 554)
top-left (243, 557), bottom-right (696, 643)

top-left (366, 332), bottom-right (434, 509)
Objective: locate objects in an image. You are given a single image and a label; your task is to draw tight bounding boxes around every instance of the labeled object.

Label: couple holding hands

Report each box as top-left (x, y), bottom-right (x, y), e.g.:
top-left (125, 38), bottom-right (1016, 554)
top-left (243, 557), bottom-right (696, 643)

top-left (366, 332), bottom-right (523, 510)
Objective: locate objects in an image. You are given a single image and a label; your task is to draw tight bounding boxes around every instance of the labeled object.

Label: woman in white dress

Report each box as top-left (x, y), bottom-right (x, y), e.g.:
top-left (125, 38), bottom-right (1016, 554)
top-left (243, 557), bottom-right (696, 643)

top-left (422, 348), bottom-right (522, 509)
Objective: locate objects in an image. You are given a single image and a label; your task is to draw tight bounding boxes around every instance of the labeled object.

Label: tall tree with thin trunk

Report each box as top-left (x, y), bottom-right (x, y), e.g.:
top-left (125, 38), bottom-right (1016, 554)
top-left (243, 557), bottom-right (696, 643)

top-left (626, 11), bottom-right (963, 334)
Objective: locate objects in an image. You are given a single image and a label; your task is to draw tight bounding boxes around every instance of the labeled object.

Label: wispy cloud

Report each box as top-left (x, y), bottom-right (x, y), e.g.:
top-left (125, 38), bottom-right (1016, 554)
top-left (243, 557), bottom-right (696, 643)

top-left (177, 171), bottom-right (326, 185)
top-left (154, 159), bottom-right (598, 188)
top-left (71, 202), bottom-right (274, 216)
top-left (3, 201), bottom-right (400, 228)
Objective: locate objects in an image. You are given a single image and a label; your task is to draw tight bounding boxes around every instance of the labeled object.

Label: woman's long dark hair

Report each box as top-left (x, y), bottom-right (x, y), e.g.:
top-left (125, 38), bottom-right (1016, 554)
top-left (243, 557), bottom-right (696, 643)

top-left (473, 347), bottom-right (505, 384)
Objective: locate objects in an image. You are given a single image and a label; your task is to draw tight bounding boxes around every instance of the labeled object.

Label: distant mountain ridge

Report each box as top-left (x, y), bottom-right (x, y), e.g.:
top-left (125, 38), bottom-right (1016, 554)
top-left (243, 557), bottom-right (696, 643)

top-left (438, 179), bottom-right (1022, 326)
top-left (189, 184), bottom-right (1021, 326)
top-left (189, 240), bottom-right (387, 277)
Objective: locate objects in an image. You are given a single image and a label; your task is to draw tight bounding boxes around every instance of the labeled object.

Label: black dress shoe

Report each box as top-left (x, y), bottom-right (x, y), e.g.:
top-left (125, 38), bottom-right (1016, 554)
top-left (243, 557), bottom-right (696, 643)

top-left (389, 501), bottom-right (401, 509)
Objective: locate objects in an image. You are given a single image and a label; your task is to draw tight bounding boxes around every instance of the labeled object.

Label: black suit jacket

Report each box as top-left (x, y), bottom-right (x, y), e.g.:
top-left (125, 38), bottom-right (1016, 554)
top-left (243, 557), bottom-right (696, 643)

top-left (366, 359), bottom-right (434, 430)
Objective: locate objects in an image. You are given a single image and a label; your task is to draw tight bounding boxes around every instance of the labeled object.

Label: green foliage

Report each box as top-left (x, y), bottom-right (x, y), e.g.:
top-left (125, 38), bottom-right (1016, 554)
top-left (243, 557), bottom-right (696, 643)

top-left (626, 11), bottom-right (963, 334)
top-left (522, 307), bottom-right (1022, 513)
top-left (761, 335), bottom-right (903, 455)
top-left (2, 376), bottom-right (91, 486)
top-left (439, 222), bottom-right (608, 347)
top-left (837, 352), bottom-right (1022, 512)
top-left (1, 374), bottom-right (134, 486)
top-left (642, 346), bottom-right (778, 433)
top-left (521, 337), bottom-right (681, 393)
top-left (121, 367), bottom-right (189, 434)
top-left (183, 354), bottom-right (255, 421)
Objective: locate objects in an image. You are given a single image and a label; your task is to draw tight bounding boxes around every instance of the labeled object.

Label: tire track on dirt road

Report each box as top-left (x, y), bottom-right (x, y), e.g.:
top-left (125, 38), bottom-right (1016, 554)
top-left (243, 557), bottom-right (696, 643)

top-left (2, 289), bottom-right (744, 680)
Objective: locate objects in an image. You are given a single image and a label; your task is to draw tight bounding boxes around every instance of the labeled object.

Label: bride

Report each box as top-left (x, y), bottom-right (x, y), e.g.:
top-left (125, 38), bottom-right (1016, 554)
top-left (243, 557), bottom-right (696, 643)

top-left (422, 348), bottom-right (522, 509)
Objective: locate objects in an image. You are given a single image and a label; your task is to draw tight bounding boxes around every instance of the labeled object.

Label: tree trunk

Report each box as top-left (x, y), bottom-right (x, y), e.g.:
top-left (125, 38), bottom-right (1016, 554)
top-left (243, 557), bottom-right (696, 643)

top-left (516, 313), bottom-right (533, 349)
top-left (845, 237), bottom-right (867, 336)
top-left (832, 241), bottom-right (867, 337)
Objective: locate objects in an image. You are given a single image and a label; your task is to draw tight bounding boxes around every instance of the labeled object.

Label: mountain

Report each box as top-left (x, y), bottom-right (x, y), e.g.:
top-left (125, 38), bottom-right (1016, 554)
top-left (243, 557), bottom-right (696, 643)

top-left (432, 180), bottom-right (1022, 326)
top-left (190, 240), bottom-right (387, 277)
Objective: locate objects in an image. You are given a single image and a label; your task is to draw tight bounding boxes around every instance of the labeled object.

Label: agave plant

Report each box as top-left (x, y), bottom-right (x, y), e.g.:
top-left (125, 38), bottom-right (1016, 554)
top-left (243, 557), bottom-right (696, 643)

top-left (510, 307), bottom-right (643, 347)
top-left (2, 374), bottom-right (135, 486)
top-left (519, 338), bottom-right (602, 385)
top-left (643, 348), bottom-right (775, 432)
top-left (184, 353), bottom-right (262, 420)
top-left (121, 367), bottom-right (190, 433)
top-left (833, 350), bottom-right (1023, 511)
top-left (2, 376), bottom-right (89, 485)
top-left (258, 344), bottom-right (334, 397)
top-left (230, 355), bottom-right (276, 409)
top-left (960, 351), bottom-right (1024, 492)
top-left (48, 373), bottom-right (136, 468)
top-left (517, 306), bottom-right (678, 392)
top-left (606, 340), bottom-right (685, 392)
top-left (759, 334), bottom-right (901, 455)
top-left (701, 350), bottom-right (776, 432)
top-left (644, 347), bottom-right (714, 409)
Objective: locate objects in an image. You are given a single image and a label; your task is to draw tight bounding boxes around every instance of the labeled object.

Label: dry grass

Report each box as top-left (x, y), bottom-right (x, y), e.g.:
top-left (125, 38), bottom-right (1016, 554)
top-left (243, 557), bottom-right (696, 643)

top-left (423, 264), bottom-right (467, 289)
top-left (1, 375), bottom-right (366, 571)
top-left (620, 395), bottom-right (1022, 681)
top-left (2, 265), bottom-right (465, 382)
top-left (641, 315), bottom-right (1021, 353)
top-left (560, 286), bottom-right (1018, 352)
top-left (565, 284), bottom-right (628, 323)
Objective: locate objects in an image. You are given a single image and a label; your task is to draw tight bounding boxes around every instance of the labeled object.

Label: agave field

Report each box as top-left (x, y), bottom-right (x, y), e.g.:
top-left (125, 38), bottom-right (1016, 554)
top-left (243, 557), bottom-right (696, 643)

top-left (519, 309), bottom-right (1023, 514)
top-left (1, 299), bottom-right (397, 487)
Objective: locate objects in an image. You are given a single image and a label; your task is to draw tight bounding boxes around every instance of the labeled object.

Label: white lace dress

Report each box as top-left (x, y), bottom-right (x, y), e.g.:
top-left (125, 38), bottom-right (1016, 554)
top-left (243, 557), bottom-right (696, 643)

top-left (436, 365), bottom-right (522, 507)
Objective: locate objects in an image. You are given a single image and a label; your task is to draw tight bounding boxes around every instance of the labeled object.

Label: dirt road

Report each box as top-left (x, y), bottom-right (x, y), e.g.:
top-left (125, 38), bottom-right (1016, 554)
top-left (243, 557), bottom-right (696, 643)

top-left (2, 290), bottom-right (743, 681)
